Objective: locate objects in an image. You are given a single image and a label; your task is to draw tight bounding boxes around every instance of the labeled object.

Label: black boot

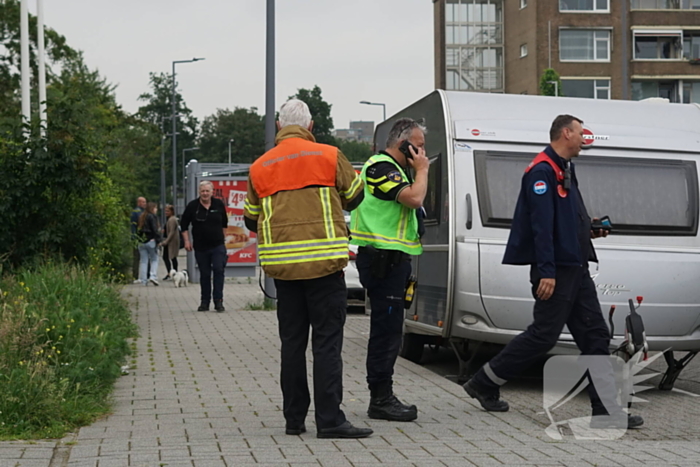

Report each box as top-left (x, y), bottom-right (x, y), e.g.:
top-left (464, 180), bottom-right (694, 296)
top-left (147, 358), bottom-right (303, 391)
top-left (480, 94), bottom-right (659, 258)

top-left (214, 300), bottom-right (225, 312)
top-left (197, 302), bottom-right (209, 312)
top-left (368, 381), bottom-right (417, 422)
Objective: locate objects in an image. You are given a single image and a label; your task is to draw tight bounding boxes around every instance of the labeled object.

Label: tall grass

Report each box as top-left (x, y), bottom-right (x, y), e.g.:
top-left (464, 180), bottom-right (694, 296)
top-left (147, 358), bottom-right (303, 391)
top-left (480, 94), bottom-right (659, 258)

top-left (0, 262), bottom-right (137, 439)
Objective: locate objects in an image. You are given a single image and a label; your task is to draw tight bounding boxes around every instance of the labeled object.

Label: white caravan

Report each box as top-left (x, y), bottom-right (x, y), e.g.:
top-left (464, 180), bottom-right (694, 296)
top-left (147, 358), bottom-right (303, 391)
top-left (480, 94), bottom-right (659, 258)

top-left (373, 90), bottom-right (700, 390)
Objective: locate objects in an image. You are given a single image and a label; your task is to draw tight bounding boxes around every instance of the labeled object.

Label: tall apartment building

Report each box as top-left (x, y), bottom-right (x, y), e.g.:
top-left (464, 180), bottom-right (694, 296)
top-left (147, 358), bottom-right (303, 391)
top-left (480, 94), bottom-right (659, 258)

top-left (433, 0), bottom-right (700, 103)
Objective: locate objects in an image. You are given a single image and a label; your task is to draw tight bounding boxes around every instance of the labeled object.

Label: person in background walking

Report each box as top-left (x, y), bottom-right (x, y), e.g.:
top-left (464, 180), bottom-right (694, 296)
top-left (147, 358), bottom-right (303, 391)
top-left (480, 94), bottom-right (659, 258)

top-left (131, 196), bottom-right (147, 283)
top-left (137, 202), bottom-right (161, 286)
top-left (181, 181), bottom-right (229, 312)
top-left (160, 204), bottom-right (180, 280)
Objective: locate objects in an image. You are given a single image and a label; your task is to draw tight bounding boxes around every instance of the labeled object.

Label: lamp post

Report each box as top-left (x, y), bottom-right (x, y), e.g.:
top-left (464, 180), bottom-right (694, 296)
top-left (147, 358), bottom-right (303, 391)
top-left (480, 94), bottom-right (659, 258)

top-left (183, 147), bottom-right (199, 206)
top-left (547, 80), bottom-right (559, 97)
top-left (360, 100), bottom-right (386, 121)
top-left (172, 57), bottom-right (204, 213)
top-left (228, 139), bottom-right (234, 165)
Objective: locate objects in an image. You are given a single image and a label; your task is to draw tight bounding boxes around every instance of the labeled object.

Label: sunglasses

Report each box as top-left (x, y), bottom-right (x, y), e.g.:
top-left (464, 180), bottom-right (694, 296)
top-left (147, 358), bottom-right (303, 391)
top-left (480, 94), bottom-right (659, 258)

top-left (195, 205), bottom-right (209, 222)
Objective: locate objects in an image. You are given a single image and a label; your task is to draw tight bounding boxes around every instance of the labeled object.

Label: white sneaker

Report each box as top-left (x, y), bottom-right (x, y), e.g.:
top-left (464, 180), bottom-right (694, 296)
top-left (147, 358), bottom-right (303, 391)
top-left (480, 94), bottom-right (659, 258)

top-left (133, 279), bottom-right (141, 285)
top-left (149, 278), bottom-right (159, 286)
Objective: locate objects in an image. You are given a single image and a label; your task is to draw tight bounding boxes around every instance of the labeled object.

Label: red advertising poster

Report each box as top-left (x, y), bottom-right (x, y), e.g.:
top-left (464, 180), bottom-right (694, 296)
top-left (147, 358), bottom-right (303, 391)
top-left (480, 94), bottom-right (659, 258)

top-left (211, 179), bottom-right (257, 265)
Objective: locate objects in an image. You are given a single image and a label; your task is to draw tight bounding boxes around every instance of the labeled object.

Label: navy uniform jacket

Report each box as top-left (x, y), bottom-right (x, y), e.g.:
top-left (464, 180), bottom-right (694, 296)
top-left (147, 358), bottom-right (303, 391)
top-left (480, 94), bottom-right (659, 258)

top-left (502, 145), bottom-right (597, 278)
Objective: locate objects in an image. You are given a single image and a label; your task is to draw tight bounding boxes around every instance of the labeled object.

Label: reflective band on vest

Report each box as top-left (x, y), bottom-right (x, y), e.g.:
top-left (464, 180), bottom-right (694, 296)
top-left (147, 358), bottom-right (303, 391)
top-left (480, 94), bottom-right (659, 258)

top-left (350, 154), bottom-right (422, 255)
top-left (251, 137), bottom-right (347, 268)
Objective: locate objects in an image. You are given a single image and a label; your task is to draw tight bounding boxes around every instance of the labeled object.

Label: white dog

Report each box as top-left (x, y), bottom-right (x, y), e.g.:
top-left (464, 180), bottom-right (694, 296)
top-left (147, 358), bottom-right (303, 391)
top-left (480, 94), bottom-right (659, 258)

top-left (170, 269), bottom-right (189, 288)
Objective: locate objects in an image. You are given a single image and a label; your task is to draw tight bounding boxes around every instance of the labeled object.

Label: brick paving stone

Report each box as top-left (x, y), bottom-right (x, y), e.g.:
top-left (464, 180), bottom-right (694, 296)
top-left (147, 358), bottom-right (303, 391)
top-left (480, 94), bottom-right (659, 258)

top-left (3, 255), bottom-right (700, 467)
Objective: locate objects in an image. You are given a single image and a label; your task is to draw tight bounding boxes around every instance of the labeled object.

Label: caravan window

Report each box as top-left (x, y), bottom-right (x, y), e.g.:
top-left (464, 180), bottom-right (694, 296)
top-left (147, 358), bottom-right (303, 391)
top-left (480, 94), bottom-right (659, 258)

top-left (474, 151), bottom-right (698, 236)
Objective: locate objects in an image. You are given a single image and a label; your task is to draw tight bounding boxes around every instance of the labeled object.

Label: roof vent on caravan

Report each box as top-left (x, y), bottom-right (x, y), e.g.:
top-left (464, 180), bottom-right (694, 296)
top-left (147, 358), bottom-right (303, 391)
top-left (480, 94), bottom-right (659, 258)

top-left (640, 97), bottom-right (670, 104)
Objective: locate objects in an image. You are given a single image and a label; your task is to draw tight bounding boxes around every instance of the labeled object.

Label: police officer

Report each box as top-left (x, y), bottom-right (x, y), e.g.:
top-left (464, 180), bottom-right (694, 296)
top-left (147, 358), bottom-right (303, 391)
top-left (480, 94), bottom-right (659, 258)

top-left (463, 115), bottom-right (643, 429)
top-left (244, 99), bottom-right (371, 439)
top-left (350, 118), bottom-right (429, 422)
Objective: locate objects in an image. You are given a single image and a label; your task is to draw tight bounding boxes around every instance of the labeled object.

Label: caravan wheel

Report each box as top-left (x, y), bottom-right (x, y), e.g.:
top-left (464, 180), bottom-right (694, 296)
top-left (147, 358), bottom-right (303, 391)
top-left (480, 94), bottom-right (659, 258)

top-left (400, 333), bottom-right (425, 363)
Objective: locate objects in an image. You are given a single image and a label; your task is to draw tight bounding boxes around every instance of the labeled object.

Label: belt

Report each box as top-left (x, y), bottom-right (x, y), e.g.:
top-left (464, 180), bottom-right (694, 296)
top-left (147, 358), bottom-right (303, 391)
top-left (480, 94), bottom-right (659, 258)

top-left (358, 246), bottom-right (411, 263)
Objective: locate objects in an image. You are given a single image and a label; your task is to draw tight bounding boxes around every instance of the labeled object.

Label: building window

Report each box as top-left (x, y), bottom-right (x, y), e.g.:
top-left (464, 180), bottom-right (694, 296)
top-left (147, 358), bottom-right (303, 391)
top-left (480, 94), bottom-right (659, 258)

top-left (560, 0), bottom-right (610, 11)
top-left (520, 44), bottom-right (528, 57)
top-left (520, 0), bottom-right (527, 8)
top-left (445, 0), bottom-right (504, 92)
top-left (683, 34), bottom-right (700, 60)
top-left (635, 80), bottom-right (700, 104)
top-left (631, 0), bottom-right (700, 10)
top-left (683, 81), bottom-right (700, 103)
top-left (562, 79), bottom-right (611, 99)
top-left (634, 31), bottom-right (682, 59)
top-left (631, 80), bottom-right (674, 101)
top-left (560, 29), bottom-right (610, 61)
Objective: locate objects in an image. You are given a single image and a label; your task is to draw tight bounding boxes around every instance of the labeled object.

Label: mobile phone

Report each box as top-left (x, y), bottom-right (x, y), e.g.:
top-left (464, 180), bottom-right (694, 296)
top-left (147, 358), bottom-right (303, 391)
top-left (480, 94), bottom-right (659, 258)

top-left (591, 215), bottom-right (612, 232)
top-left (399, 140), bottom-right (417, 160)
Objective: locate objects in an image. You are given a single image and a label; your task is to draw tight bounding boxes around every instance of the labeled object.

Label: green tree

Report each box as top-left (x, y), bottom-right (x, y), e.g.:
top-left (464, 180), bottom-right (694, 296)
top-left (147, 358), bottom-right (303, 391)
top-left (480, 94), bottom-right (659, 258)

top-left (198, 107), bottom-right (265, 164)
top-left (137, 72), bottom-right (197, 199)
top-left (0, 0), bottom-right (79, 123)
top-left (338, 139), bottom-right (373, 162)
top-left (289, 85), bottom-right (336, 145)
top-left (539, 68), bottom-right (563, 97)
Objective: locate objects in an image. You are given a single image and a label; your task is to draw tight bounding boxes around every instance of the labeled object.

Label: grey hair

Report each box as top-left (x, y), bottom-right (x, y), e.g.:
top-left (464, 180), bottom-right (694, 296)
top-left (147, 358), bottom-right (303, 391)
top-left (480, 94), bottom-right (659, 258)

top-left (386, 118), bottom-right (427, 148)
top-left (199, 180), bottom-right (213, 191)
top-left (278, 99), bottom-right (312, 129)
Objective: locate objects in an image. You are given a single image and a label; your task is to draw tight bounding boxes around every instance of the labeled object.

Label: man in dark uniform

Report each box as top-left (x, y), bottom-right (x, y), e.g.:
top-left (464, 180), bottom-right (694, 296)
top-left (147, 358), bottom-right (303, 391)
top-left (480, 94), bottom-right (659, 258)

top-left (463, 115), bottom-right (643, 429)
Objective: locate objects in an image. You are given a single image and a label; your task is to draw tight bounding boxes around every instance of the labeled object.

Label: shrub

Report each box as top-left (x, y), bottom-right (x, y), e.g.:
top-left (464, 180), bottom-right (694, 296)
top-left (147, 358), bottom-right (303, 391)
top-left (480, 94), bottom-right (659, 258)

top-left (0, 262), bottom-right (137, 439)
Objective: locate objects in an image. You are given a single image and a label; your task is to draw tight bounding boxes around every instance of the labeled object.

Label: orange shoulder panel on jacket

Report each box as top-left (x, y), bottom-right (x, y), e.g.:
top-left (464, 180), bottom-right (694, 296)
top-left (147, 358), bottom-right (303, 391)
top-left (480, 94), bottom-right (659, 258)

top-left (251, 139), bottom-right (338, 198)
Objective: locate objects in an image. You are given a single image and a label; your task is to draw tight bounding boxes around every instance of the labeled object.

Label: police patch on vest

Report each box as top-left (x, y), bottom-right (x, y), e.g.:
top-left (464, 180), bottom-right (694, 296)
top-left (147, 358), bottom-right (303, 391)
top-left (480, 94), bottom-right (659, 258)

top-left (533, 180), bottom-right (547, 195)
top-left (557, 185), bottom-right (568, 198)
top-left (387, 170), bottom-right (403, 183)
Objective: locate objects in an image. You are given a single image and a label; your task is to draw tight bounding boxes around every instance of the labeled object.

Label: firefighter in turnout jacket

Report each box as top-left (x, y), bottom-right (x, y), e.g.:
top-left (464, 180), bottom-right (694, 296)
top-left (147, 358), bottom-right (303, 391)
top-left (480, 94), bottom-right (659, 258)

top-left (243, 99), bottom-right (371, 439)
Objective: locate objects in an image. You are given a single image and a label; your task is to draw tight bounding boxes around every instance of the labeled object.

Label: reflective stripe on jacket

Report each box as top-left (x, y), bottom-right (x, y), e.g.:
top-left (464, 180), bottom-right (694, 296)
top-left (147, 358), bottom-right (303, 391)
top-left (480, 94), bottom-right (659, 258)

top-left (350, 154), bottom-right (422, 255)
top-left (244, 125), bottom-right (364, 280)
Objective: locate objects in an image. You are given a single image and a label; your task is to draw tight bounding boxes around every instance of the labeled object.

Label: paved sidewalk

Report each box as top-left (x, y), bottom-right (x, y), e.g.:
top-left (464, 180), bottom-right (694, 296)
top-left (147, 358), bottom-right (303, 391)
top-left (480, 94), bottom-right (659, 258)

top-left (2, 261), bottom-right (700, 467)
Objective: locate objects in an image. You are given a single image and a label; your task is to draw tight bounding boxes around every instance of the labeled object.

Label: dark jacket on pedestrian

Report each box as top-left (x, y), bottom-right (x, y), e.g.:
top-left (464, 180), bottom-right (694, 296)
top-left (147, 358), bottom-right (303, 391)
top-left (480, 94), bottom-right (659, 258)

top-left (130, 206), bottom-right (143, 239)
top-left (180, 197), bottom-right (228, 252)
top-left (138, 213), bottom-right (162, 243)
top-left (502, 145), bottom-right (597, 278)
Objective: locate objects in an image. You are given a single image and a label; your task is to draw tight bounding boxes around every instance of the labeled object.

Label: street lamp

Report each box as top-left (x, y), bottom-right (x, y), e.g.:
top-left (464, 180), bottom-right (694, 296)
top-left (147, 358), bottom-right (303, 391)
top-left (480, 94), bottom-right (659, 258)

top-left (547, 80), bottom-right (559, 97)
top-left (172, 57), bottom-right (205, 213)
top-left (228, 139), bottom-right (234, 165)
top-left (182, 147), bottom-right (199, 205)
top-left (360, 100), bottom-right (386, 121)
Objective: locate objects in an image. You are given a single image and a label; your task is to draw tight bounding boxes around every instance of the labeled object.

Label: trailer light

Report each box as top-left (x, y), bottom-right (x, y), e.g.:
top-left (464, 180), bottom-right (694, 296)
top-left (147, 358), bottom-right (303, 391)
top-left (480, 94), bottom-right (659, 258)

top-left (461, 315), bottom-right (479, 325)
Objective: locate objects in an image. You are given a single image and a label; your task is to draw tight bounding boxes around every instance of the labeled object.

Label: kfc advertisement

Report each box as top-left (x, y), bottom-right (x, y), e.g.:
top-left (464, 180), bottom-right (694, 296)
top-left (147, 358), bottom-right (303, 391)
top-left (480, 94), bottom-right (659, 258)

top-left (211, 179), bottom-right (257, 265)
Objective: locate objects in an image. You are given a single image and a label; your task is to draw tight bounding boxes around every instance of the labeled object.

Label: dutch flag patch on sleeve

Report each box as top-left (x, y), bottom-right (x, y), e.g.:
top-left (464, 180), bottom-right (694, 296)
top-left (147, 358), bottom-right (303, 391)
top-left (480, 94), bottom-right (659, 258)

top-left (533, 180), bottom-right (547, 195)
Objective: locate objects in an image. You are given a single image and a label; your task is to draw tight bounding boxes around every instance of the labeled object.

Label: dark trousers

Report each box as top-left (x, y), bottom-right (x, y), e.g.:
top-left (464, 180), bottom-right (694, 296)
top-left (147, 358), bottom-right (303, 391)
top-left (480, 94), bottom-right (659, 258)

top-left (356, 250), bottom-right (412, 389)
top-left (473, 266), bottom-right (612, 412)
top-left (275, 271), bottom-right (347, 430)
top-left (194, 244), bottom-right (227, 303)
top-left (163, 249), bottom-right (178, 273)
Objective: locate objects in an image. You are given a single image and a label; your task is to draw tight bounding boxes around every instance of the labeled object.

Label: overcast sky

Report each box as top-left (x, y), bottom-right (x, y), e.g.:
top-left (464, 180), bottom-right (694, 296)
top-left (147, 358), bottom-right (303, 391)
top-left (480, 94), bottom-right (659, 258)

top-left (38, 0), bottom-right (435, 131)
